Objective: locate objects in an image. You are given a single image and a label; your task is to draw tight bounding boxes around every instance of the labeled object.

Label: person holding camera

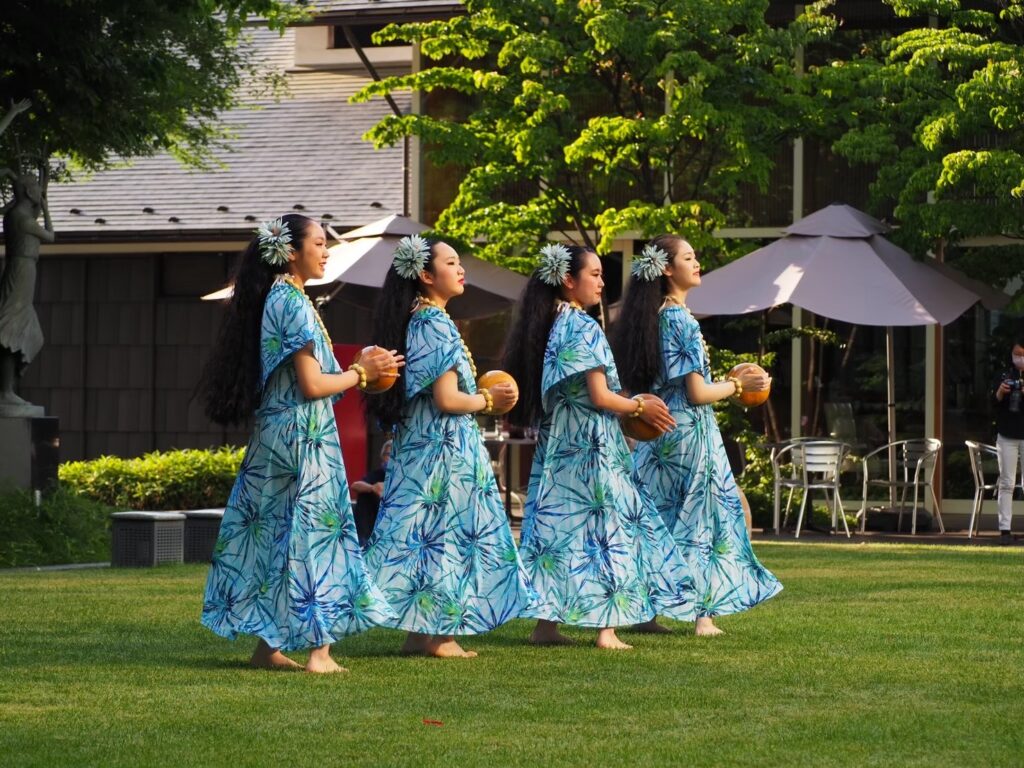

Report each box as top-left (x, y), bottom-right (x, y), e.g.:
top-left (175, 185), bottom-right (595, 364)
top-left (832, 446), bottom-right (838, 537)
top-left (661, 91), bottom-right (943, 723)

top-left (993, 341), bottom-right (1024, 544)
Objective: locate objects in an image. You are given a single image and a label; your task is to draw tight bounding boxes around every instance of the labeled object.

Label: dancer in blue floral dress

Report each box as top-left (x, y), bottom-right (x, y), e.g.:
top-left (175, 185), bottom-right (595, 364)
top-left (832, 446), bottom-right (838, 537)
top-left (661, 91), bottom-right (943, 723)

top-left (197, 214), bottom-right (401, 673)
top-left (502, 244), bottom-right (696, 650)
top-left (611, 235), bottom-right (782, 636)
top-left (364, 236), bottom-right (535, 658)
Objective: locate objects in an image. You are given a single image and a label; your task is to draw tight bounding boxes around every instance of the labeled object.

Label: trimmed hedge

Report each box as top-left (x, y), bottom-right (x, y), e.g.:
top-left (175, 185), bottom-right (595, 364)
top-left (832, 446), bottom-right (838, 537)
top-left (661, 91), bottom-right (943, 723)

top-left (59, 447), bottom-right (244, 511)
top-left (0, 485), bottom-right (112, 568)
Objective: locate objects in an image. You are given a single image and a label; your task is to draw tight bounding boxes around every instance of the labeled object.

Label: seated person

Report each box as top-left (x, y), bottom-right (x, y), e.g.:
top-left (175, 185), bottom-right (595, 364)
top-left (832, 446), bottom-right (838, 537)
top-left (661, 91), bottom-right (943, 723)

top-left (351, 440), bottom-right (391, 548)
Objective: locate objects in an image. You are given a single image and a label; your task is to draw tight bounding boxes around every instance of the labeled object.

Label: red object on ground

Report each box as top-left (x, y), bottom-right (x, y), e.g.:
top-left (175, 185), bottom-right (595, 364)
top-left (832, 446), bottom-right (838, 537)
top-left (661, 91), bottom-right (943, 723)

top-left (422, 719), bottom-right (444, 727)
top-left (332, 344), bottom-right (368, 488)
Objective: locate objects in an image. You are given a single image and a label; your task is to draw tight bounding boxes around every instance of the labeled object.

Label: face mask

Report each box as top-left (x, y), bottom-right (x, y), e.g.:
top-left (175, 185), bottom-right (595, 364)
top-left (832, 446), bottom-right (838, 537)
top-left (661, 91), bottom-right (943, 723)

top-left (1014, 355), bottom-right (1024, 369)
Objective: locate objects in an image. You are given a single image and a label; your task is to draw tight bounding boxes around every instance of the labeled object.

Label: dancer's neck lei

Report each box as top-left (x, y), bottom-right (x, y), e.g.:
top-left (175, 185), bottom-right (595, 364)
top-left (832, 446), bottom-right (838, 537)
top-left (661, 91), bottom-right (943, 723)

top-left (278, 274), bottom-right (332, 346)
top-left (415, 294), bottom-right (477, 379)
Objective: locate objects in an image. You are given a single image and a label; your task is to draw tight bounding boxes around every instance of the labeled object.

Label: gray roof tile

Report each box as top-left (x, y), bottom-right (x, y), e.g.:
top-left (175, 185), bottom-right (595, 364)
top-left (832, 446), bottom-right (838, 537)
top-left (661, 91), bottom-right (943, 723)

top-left (34, 26), bottom-right (411, 239)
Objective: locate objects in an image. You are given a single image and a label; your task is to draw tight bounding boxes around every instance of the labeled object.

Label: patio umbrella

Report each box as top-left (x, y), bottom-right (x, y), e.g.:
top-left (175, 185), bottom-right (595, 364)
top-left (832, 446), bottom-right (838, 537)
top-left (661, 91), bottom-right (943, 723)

top-left (202, 214), bottom-right (527, 320)
top-left (687, 203), bottom-right (1005, 446)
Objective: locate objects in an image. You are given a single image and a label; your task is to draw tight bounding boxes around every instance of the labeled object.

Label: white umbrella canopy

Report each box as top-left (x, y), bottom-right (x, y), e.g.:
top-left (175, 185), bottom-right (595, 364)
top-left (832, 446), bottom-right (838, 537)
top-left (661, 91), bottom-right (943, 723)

top-left (686, 203), bottom-right (1000, 449)
top-left (203, 214), bottom-right (527, 320)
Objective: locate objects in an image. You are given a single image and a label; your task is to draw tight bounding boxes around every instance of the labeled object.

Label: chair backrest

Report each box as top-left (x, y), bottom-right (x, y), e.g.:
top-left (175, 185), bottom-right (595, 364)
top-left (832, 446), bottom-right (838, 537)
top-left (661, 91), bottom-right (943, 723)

top-left (900, 438), bottom-right (941, 480)
top-left (771, 437), bottom-right (820, 478)
top-left (965, 440), bottom-right (998, 489)
top-left (825, 402), bottom-right (857, 444)
top-left (800, 440), bottom-right (847, 479)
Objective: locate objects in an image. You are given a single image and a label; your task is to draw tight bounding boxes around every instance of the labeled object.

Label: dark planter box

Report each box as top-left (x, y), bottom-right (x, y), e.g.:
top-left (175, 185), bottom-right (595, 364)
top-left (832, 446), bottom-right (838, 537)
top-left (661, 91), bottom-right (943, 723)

top-left (110, 512), bottom-right (185, 567)
top-left (183, 509), bottom-right (225, 564)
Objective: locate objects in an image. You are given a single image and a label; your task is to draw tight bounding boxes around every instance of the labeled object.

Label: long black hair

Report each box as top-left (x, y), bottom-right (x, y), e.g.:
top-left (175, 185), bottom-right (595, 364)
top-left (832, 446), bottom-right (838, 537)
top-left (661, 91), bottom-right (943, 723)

top-left (365, 238), bottom-right (440, 430)
top-left (501, 245), bottom-right (594, 428)
top-left (609, 234), bottom-right (688, 395)
top-left (197, 213), bottom-right (316, 425)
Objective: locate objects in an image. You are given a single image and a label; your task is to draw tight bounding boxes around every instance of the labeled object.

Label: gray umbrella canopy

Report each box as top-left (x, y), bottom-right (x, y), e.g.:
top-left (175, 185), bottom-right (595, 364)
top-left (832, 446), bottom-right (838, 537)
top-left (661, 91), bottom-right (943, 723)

top-left (204, 214), bottom-right (527, 320)
top-left (687, 204), bottom-right (984, 325)
top-left (687, 203), bottom-right (1004, 445)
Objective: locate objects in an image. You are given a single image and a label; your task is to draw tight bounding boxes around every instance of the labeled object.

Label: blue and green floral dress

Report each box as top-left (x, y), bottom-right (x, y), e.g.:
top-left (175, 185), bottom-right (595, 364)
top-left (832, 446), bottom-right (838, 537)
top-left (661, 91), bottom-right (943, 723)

top-left (201, 278), bottom-right (396, 651)
top-left (364, 306), bottom-right (536, 635)
top-left (632, 306), bottom-right (782, 618)
top-left (517, 303), bottom-right (696, 627)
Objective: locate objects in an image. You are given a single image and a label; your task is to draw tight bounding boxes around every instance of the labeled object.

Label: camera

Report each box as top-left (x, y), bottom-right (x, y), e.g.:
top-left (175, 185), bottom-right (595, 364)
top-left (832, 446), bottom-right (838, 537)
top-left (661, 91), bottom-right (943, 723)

top-left (1006, 377), bottom-right (1023, 413)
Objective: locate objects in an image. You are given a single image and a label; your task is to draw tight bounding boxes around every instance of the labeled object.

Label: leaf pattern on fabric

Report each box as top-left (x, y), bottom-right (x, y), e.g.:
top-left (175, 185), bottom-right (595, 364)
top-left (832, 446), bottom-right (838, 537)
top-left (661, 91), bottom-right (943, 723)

top-left (365, 307), bottom-right (537, 635)
top-left (201, 282), bottom-right (396, 651)
top-left (519, 305), bottom-right (696, 627)
top-left (633, 306), bottom-right (783, 618)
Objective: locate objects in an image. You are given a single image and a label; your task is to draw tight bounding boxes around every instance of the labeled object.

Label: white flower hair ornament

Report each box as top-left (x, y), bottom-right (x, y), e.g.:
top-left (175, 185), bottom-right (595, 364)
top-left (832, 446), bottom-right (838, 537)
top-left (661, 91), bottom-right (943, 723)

top-left (392, 234), bottom-right (432, 280)
top-left (632, 243), bottom-right (670, 282)
top-left (256, 217), bottom-right (293, 267)
top-left (536, 243), bottom-right (572, 287)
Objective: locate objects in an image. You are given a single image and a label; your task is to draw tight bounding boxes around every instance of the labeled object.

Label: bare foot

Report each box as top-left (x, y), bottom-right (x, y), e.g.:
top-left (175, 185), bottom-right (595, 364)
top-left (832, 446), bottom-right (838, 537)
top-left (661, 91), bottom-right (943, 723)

top-left (695, 617), bottom-right (725, 637)
top-left (305, 644), bottom-right (349, 673)
top-left (595, 628), bottom-right (633, 650)
top-left (305, 656), bottom-right (349, 674)
top-left (303, 643), bottom-right (348, 671)
top-left (425, 638), bottom-right (477, 658)
top-left (250, 639), bottom-right (301, 670)
top-left (400, 632), bottom-right (431, 656)
top-left (529, 620), bottom-right (576, 646)
top-left (630, 619), bottom-right (672, 634)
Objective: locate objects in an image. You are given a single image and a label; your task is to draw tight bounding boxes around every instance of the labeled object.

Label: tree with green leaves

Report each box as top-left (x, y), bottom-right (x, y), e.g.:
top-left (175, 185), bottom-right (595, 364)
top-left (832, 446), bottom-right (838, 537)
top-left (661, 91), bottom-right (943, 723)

top-left (0, 0), bottom-right (304, 185)
top-left (0, 0), bottom-right (304, 408)
top-left (355, 0), bottom-right (833, 268)
top-left (809, 0), bottom-right (1024, 268)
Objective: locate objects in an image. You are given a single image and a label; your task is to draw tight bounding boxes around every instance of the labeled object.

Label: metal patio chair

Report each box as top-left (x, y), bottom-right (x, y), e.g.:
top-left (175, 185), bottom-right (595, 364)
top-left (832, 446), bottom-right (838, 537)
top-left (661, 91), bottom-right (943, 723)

top-left (773, 439), bottom-right (851, 538)
top-left (859, 438), bottom-right (943, 535)
top-left (965, 440), bottom-right (999, 538)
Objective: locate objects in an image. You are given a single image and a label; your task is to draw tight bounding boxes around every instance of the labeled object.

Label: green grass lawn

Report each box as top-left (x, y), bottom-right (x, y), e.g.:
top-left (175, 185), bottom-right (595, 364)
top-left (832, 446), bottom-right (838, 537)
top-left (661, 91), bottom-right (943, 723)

top-left (1, 542), bottom-right (1022, 767)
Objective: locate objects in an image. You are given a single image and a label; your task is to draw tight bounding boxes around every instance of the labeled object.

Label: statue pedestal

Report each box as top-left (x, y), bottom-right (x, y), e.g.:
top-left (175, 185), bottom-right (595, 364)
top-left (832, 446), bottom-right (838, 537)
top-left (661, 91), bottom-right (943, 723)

top-left (0, 414), bottom-right (59, 490)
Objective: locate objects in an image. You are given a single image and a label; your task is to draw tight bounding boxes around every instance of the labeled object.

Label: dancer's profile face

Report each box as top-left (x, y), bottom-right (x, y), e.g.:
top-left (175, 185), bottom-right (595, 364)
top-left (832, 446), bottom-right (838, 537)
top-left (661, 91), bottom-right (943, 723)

top-left (288, 221), bottom-right (329, 282)
top-left (564, 250), bottom-right (604, 308)
top-left (665, 242), bottom-right (700, 290)
top-left (421, 241), bottom-right (465, 301)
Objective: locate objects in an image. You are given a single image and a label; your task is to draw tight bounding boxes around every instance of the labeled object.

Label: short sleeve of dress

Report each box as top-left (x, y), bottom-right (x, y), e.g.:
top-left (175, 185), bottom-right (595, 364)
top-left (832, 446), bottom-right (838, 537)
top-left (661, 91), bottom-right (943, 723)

top-left (541, 306), bottom-right (621, 397)
top-left (660, 306), bottom-right (705, 383)
top-left (259, 282), bottom-right (322, 390)
top-left (404, 307), bottom-right (464, 398)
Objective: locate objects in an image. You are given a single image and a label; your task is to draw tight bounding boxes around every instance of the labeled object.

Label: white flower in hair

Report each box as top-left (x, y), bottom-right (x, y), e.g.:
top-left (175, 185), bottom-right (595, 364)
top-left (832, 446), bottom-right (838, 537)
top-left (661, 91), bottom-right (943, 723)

top-left (632, 243), bottom-right (669, 282)
top-left (257, 217), bottom-right (293, 266)
top-left (536, 243), bottom-right (572, 286)
top-left (392, 234), bottom-right (432, 279)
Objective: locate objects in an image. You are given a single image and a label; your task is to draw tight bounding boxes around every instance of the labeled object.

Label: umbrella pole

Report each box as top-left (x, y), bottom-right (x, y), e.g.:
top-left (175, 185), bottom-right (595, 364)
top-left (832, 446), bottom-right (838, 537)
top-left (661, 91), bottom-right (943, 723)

top-left (315, 281), bottom-right (347, 310)
top-left (886, 326), bottom-right (897, 510)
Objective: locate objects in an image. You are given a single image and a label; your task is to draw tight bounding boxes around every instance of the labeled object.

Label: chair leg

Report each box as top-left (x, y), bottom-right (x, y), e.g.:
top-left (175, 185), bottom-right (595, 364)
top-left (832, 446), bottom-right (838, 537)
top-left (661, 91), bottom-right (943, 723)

top-left (911, 483), bottom-right (920, 535)
top-left (836, 487), bottom-right (850, 538)
top-left (795, 489), bottom-right (810, 539)
top-left (968, 489), bottom-right (980, 539)
top-left (859, 473), bottom-right (868, 534)
top-left (773, 482), bottom-right (781, 535)
top-left (930, 485), bottom-right (945, 534)
top-left (823, 487), bottom-right (831, 536)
